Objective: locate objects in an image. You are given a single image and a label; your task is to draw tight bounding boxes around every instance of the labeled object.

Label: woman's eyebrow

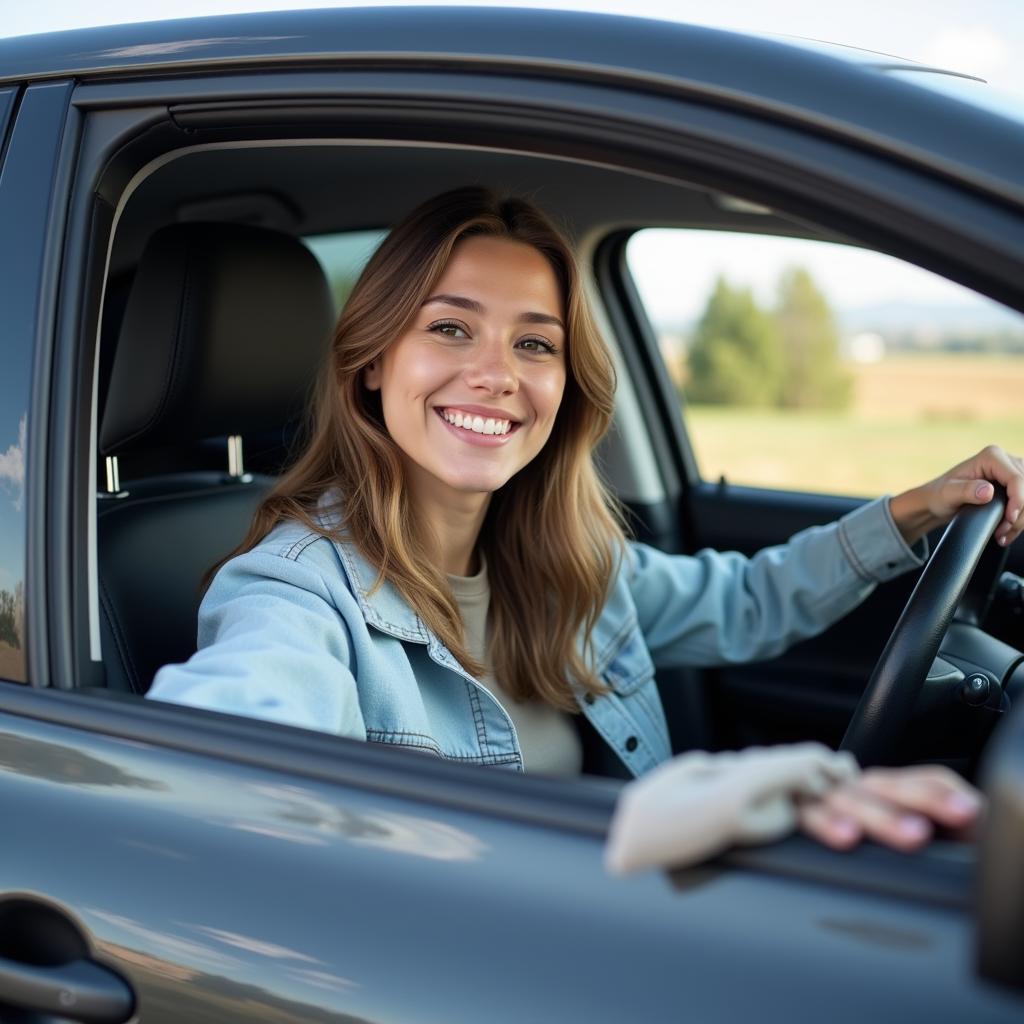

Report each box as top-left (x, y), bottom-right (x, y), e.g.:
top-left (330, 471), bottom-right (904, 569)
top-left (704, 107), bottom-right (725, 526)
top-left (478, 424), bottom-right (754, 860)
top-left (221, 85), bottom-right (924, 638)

top-left (422, 293), bottom-right (565, 330)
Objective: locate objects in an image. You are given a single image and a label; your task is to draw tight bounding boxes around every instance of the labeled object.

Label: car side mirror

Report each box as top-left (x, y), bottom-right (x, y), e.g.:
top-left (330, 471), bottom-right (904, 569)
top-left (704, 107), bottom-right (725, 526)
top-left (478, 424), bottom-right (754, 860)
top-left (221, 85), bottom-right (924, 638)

top-left (976, 695), bottom-right (1024, 991)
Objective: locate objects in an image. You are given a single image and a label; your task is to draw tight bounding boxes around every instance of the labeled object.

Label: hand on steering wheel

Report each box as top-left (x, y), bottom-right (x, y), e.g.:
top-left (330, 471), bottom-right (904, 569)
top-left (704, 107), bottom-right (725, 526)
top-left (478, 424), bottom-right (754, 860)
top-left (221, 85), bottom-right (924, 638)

top-left (840, 485), bottom-right (1008, 767)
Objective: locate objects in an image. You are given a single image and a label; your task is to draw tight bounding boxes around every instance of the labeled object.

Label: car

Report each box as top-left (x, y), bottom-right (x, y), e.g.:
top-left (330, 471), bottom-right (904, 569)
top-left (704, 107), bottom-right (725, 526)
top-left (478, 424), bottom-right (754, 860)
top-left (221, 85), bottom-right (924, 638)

top-left (1, 6), bottom-right (1023, 1022)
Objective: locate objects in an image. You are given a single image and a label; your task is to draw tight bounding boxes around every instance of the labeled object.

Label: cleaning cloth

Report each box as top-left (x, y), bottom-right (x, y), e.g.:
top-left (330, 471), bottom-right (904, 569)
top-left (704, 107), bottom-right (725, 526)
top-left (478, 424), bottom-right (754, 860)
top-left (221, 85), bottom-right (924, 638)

top-left (605, 742), bottom-right (859, 874)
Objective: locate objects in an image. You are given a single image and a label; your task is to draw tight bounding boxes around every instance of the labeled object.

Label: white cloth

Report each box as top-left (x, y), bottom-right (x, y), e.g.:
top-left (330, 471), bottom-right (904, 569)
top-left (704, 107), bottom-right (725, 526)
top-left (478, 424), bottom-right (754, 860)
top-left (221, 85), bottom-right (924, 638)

top-left (605, 743), bottom-right (859, 874)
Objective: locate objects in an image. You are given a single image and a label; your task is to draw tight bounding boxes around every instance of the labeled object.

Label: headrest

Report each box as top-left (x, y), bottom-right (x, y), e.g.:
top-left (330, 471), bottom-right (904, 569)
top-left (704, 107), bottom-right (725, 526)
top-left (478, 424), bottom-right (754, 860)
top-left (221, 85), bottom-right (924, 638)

top-left (100, 223), bottom-right (334, 455)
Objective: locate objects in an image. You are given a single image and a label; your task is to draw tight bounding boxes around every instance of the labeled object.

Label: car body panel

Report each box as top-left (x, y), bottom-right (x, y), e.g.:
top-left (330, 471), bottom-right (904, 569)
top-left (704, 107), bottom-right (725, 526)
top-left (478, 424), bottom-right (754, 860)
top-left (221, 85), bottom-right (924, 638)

top-left (1, 705), bottom-right (1021, 1023)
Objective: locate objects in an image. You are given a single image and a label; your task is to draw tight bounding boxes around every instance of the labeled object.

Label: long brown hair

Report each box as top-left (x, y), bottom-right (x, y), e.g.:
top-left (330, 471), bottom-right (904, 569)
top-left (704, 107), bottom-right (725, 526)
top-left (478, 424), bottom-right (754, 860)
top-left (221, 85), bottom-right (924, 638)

top-left (217, 187), bottom-right (627, 710)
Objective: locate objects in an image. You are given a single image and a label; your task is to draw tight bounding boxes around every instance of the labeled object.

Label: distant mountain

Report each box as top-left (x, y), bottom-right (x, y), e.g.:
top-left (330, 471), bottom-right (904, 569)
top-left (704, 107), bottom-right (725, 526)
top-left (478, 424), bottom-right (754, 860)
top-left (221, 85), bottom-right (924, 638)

top-left (660, 298), bottom-right (1024, 348)
top-left (839, 300), bottom-right (1024, 335)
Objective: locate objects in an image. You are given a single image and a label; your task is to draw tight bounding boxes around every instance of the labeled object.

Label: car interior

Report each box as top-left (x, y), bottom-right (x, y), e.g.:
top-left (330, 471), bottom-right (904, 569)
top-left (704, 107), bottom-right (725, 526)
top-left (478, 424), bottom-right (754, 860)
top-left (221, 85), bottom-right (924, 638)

top-left (83, 136), bottom-right (1022, 778)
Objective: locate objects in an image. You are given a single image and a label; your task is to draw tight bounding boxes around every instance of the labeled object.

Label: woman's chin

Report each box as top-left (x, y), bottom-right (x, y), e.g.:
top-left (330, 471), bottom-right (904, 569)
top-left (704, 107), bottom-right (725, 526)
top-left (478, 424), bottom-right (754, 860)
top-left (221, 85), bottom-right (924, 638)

top-left (437, 468), bottom-right (513, 497)
top-left (447, 476), bottom-right (508, 496)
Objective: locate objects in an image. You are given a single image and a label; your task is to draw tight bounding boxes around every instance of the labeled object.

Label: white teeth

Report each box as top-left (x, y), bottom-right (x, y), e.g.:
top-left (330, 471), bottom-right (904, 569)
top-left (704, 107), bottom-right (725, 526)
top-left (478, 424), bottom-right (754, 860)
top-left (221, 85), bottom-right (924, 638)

top-left (442, 409), bottom-right (513, 435)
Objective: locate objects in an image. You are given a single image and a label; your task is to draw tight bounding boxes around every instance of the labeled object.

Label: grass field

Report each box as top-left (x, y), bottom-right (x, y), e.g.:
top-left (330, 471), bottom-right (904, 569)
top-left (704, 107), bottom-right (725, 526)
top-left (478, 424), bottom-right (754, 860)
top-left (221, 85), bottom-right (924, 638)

top-left (0, 642), bottom-right (25, 683)
top-left (683, 354), bottom-right (1024, 497)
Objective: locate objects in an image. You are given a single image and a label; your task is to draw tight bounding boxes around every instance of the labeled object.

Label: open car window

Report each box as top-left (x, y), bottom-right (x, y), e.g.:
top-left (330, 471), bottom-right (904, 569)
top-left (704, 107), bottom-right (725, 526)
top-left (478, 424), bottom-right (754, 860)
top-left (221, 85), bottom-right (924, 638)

top-left (304, 230), bottom-right (387, 312)
top-left (626, 228), bottom-right (1024, 497)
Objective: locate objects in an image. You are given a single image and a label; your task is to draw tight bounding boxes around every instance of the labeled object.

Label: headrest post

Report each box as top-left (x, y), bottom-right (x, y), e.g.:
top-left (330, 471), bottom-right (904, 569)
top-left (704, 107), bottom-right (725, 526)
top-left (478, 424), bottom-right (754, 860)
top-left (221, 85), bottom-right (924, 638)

top-left (105, 456), bottom-right (121, 494)
top-left (227, 435), bottom-right (244, 478)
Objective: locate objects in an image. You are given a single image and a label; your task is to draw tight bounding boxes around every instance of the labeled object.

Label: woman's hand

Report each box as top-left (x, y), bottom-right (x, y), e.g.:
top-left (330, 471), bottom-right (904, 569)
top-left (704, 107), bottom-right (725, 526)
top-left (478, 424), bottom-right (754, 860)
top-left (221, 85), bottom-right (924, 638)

top-left (889, 444), bottom-right (1024, 547)
top-left (797, 764), bottom-right (982, 852)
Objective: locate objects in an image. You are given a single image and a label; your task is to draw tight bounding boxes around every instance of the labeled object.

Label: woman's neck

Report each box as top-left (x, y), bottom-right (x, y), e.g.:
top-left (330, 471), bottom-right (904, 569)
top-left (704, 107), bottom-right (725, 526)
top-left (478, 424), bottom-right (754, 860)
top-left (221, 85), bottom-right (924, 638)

top-left (407, 474), bottom-right (491, 576)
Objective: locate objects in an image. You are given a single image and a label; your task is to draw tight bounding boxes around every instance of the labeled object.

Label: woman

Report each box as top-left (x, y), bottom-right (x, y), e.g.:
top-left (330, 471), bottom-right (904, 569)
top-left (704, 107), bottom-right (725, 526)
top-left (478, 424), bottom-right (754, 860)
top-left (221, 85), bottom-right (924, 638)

top-left (149, 187), bottom-right (1023, 855)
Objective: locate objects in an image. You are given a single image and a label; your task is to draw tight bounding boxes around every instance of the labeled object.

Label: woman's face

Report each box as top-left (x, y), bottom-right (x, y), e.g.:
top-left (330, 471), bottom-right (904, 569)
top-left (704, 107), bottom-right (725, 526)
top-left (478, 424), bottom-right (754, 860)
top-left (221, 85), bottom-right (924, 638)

top-left (365, 234), bottom-right (567, 506)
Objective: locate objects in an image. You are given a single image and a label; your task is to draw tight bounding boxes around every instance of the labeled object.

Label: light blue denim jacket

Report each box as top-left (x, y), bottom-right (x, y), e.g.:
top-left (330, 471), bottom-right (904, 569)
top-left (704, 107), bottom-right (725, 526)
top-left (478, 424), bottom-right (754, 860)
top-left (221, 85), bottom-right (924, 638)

top-left (147, 495), bottom-right (924, 776)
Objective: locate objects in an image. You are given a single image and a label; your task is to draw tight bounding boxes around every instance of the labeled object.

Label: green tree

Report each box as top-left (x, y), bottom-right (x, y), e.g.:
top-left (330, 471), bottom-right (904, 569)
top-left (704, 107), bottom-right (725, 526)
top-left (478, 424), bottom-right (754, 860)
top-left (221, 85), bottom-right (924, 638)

top-left (0, 584), bottom-right (20, 650)
top-left (773, 266), bottom-right (852, 410)
top-left (686, 277), bottom-right (783, 405)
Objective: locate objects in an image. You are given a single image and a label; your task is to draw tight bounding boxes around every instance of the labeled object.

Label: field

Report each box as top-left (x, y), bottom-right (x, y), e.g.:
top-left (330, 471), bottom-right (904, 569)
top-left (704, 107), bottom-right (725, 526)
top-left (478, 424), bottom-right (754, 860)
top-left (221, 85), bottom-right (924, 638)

top-left (684, 354), bottom-right (1024, 497)
top-left (0, 642), bottom-right (25, 683)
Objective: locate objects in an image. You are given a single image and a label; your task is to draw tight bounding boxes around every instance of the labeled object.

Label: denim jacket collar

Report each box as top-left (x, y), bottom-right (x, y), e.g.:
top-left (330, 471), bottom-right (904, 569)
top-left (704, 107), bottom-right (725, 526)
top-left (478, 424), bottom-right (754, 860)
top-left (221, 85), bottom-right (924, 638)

top-left (315, 490), bottom-right (633, 672)
top-left (315, 491), bottom-right (430, 644)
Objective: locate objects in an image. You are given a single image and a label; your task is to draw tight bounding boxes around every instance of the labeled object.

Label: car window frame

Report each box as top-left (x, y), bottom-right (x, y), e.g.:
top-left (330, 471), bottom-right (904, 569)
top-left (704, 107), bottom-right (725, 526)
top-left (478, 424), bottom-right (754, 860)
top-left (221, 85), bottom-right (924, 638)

top-left (4, 61), bottom-right (1021, 900)
top-left (0, 80), bottom-right (77, 689)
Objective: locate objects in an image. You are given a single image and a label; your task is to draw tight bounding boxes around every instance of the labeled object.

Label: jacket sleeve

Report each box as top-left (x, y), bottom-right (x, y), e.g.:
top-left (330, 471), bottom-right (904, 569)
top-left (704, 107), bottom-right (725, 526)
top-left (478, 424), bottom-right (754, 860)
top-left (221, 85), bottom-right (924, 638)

top-left (146, 544), bottom-right (368, 738)
top-left (627, 496), bottom-right (926, 668)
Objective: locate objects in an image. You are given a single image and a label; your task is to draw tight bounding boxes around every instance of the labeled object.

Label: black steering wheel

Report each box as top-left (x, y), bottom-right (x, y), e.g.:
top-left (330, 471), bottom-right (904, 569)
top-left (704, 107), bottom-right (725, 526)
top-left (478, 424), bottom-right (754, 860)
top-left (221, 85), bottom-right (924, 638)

top-left (840, 486), bottom-right (1008, 767)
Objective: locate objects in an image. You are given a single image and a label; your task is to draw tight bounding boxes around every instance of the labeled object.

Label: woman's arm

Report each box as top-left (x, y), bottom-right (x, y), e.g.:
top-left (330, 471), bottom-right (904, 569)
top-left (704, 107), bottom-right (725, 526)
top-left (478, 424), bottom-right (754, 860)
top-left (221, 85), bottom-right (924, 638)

top-left (147, 540), bottom-right (367, 739)
top-left (629, 445), bottom-right (1024, 669)
top-left (627, 494), bottom-right (922, 668)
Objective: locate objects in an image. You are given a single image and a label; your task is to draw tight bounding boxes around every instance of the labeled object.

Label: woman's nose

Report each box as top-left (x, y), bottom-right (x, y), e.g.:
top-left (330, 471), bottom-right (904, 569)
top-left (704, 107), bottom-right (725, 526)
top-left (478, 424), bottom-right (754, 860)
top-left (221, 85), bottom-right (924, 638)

top-left (464, 338), bottom-right (517, 394)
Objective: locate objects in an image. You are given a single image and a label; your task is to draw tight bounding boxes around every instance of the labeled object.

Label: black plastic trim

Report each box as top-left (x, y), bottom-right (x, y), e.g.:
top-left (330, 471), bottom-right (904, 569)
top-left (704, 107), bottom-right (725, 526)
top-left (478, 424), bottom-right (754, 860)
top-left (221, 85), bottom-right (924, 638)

top-left (595, 231), bottom-right (699, 527)
top-left (721, 835), bottom-right (972, 910)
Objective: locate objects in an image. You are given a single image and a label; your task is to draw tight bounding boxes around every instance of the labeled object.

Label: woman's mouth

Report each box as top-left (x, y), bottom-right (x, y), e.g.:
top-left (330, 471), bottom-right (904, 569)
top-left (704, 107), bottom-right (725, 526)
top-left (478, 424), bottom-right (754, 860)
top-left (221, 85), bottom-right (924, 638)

top-left (434, 407), bottom-right (522, 446)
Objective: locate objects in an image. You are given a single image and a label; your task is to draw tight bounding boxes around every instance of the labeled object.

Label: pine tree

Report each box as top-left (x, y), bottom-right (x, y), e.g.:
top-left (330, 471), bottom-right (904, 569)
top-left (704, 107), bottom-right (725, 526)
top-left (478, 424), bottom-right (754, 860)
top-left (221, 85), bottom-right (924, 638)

top-left (686, 277), bottom-right (784, 406)
top-left (774, 267), bottom-right (852, 410)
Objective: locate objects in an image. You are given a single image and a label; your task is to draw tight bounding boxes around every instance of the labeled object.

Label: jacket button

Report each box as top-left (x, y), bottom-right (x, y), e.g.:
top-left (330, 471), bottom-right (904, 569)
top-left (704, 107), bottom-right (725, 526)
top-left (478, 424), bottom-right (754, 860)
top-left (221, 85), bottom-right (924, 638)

top-left (625, 736), bottom-right (638, 752)
top-left (583, 692), bottom-right (596, 705)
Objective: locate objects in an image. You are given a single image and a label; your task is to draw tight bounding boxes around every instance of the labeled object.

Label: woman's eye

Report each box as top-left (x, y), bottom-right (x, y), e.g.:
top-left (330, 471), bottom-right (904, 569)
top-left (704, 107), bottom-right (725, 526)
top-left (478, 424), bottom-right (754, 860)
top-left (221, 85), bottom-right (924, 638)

top-left (517, 337), bottom-right (559, 355)
top-left (428, 320), bottom-right (468, 339)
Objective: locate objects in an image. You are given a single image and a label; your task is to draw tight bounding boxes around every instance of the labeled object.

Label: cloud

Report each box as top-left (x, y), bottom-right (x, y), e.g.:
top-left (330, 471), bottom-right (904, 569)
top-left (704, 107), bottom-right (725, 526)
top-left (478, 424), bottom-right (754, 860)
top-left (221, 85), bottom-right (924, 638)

top-left (922, 26), bottom-right (1009, 79)
top-left (0, 415), bottom-right (26, 511)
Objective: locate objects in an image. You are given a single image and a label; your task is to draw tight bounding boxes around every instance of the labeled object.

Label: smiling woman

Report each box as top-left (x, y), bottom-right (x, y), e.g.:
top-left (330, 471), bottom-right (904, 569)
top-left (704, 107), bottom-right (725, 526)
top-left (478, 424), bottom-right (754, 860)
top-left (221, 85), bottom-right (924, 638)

top-left (363, 235), bottom-right (568, 543)
top-left (153, 188), bottom-right (625, 749)
top-left (147, 185), bottom-right (1023, 848)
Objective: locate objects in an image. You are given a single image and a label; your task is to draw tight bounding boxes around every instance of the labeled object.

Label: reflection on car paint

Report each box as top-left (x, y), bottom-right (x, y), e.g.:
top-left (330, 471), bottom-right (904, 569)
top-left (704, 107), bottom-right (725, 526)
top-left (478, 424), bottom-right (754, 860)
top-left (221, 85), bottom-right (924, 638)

top-left (0, 410), bottom-right (26, 684)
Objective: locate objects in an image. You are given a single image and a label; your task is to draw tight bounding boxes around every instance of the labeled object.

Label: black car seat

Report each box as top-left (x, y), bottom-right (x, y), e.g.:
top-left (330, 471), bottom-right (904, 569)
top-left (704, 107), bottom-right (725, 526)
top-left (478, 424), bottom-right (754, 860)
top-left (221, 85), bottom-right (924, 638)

top-left (97, 222), bottom-right (334, 693)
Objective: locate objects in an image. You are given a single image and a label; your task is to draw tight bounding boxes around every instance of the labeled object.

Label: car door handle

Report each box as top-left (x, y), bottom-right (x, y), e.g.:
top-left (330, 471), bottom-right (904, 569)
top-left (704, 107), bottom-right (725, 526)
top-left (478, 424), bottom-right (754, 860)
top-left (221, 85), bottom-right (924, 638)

top-left (0, 955), bottom-right (135, 1023)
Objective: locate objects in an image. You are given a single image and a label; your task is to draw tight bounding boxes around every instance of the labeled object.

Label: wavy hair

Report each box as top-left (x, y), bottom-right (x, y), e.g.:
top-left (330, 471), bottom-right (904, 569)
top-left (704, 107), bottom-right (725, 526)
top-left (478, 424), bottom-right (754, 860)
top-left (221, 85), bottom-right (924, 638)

top-left (217, 187), bottom-right (628, 710)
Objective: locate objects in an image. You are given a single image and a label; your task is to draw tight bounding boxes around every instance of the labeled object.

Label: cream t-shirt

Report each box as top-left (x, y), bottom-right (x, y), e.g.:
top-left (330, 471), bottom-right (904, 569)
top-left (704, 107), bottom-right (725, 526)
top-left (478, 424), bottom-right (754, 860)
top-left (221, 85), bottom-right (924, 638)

top-left (447, 559), bottom-right (583, 776)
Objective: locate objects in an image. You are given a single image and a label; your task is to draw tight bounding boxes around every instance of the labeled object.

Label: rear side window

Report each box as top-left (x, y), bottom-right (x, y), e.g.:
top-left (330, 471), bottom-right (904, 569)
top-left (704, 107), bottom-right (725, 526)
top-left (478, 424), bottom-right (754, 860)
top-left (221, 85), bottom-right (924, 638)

top-left (0, 90), bottom-right (25, 684)
top-left (304, 229), bottom-right (387, 313)
top-left (0, 84), bottom-right (58, 684)
top-left (626, 228), bottom-right (1024, 497)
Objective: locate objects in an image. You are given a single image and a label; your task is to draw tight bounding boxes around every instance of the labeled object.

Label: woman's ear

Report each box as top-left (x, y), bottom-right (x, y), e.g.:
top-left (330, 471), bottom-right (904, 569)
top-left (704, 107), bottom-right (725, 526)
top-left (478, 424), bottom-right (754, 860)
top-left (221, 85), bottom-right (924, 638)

top-left (364, 359), bottom-right (381, 391)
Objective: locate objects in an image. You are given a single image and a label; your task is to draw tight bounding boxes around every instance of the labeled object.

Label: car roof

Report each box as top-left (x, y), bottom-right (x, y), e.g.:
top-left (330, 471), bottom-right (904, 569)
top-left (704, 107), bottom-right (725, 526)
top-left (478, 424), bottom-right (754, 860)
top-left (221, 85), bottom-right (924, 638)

top-left (0, 6), bottom-right (976, 80)
top-left (2, 5), bottom-right (1022, 206)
